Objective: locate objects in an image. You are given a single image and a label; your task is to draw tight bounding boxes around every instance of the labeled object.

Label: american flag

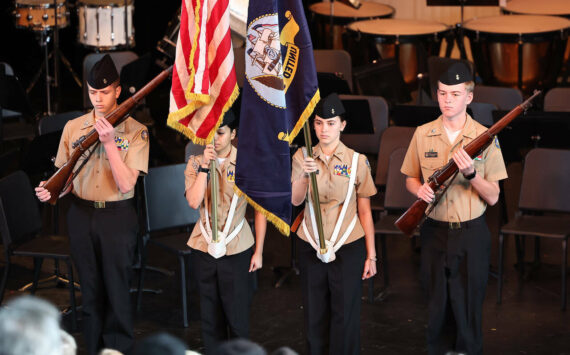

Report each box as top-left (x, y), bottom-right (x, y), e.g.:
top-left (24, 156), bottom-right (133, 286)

top-left (167, 0), bottom-right (239, 144)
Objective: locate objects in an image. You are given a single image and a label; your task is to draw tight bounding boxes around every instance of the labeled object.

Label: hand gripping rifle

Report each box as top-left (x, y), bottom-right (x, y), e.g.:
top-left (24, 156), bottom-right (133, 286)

top-left (394, 90), bottom-right (541, 236)
top-left (41, 66), bottom-right (173, 205)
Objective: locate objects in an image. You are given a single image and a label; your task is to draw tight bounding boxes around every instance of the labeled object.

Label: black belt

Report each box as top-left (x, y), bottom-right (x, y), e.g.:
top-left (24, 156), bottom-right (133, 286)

top-left (425, 215), bottom-right (485, 230)
top-left (73, 196), bottom-right (133, 209)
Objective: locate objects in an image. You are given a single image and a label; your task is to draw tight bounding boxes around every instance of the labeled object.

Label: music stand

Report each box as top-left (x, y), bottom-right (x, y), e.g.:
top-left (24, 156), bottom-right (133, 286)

top-left (427, 0), bottom-right (499, 59)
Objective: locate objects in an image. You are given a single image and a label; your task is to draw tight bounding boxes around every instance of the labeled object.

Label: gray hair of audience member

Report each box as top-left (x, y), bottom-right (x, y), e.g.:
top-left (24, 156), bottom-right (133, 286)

top-left (0, 295), bottom-right (63, 355)
top-left (270, 347), bottom-right (298, 355)
top-left (134, 332), bottom-right (187, 355)
top-left (213, 339), bottom-right (266, 355)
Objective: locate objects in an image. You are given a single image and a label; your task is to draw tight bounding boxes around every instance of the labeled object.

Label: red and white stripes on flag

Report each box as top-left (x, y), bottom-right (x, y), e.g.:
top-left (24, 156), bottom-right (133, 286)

top-left (168, 0), bottom-right (239, 144)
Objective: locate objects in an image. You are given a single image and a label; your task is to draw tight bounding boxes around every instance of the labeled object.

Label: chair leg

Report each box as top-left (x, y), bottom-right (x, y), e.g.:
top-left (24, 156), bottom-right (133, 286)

top-left (0, 260), bottom-right (10, 304)
top-left (178, 255), bottom-right (188, 328)
top-left (31, 257), bottom-right (44, 294)
top-left (515, 235), bottom-right (525, 279)
top-left (136, 241), bottom-right (148, 312)
top-left (381, 234), bottom-right (389, 289)
top-left (65, 259), bottom-right (77, 332)
top-left (561, 239), bottom-right (567, 311)
top-left (497, 233), bottom-right (504, 305)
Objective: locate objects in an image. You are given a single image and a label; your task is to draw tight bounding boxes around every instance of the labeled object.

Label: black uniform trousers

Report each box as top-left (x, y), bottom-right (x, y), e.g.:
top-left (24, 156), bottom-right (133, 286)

top-left (420, 215), bottom-right (490, 355)
top-left (67, 197), bottom-right (138, 355)
top-left (298, 237), bottom-right (366, 355)
top-left (194, 247), bottom-right (254, 354)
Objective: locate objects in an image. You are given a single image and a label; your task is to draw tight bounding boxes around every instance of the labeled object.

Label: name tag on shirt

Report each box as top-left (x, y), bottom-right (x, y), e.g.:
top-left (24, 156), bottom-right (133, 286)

top-left (424, 151), bottom-right (438, 158)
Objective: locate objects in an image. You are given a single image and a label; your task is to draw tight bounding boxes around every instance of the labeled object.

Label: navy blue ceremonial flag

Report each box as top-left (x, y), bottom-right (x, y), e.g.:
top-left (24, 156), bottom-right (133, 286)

top-left (235, 0), bottom-right (320, 235)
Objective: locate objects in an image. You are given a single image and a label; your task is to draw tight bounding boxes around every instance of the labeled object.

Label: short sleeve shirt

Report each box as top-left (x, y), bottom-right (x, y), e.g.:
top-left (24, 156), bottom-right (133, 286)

top-left (54, 111), bottom-right (149, 201)
top-left (291, 142), bottom-right (377, 245)
top-left (184, 146), bottom-right (254, 255)
top-left (401, 115), bottom-right (508, 222)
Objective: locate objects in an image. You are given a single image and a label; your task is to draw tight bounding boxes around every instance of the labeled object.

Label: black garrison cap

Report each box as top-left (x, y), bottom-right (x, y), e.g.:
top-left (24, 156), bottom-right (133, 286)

top-left (314, 92), bottom-right (345, 119)
top-left (87, 54), bottom-right (119, 89)
top-left (438, 62), bottom-right (473, 85)
top-left (220, 109), bottom-right (237, 129)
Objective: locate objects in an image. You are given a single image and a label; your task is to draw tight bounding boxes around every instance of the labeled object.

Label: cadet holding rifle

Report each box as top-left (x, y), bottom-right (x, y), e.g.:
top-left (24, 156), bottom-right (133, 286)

top-left (400, 63), bottom-right (507, 355)
top-left (35, 55), bottom-right (150, 355)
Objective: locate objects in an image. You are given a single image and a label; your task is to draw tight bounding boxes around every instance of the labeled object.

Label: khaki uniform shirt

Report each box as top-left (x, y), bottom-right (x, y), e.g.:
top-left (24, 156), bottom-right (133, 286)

top-left (185, 146), bottom-right (254, 255)
top-left (401, 114), bottom-right (508, 223)
top-left (291, 142), bottom-right (377, 245)
top-left (55, 111), bottom-right (149, 201)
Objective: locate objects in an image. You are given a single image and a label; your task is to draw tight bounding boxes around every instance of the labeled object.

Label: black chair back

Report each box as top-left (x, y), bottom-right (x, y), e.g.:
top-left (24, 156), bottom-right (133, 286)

top-left (384, 148), bottom-right (417, 210)
top-left (375, 126), bottom-right (415, 187)
top-left (0, 171), bottom-right (42, 247)
top-left (143, 164), bottom-right (200, 233)
top-left (340, 94), bottom-right (388, 155)
top-left (184, 141), bottom-right (205, 163)
top-left (38, 111), bottom-right (84, 136)
top-left (519, 148), bottom-right (570, 213)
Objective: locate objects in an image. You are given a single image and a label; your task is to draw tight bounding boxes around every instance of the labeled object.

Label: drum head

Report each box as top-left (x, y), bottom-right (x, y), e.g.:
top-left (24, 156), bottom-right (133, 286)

top-left (463, 15), bottom-right (570, 36)
top-left (79, 0), bottom-right (134, 6)
top-left (347, 19), bottom-right (449, 37)
top-left (503, 0), bottom-right (570, 16)
top-left (16, 0), bottom-right (65, 5)
top-left (309, 1), bottom-right (394, 19)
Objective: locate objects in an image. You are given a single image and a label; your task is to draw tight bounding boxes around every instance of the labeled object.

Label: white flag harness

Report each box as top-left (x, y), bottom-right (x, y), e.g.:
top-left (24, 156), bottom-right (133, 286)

top-left (302, 152), bottom-right (359, 263)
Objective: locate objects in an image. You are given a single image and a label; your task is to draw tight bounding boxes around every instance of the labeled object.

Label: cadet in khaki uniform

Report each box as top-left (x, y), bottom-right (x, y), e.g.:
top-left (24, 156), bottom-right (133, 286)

top-left (185, 110), bottom-right (267, 353)
top-left (401, 63), bottom-right (507, 355)
top-left (35, 54), bottom-right (149, 355)
top-left (291, 93), bottom-right (377, 355)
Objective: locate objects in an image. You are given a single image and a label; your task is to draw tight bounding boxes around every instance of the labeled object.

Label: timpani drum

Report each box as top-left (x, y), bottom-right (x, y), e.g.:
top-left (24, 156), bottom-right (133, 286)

top-left (345, 19), bottom-right (450, 85)
top-left (502, 0), bottom-right (570, 80)
top-left (77, 0), bottom-right (135, 50)
top-left (502, 0), bottom-right (570, 17)
top-left (309, 1), bottom-right (394, 49)
top-left (13, 0), bottom-right (69, 31)
top-left (463, 15), bottom-right (570, 92)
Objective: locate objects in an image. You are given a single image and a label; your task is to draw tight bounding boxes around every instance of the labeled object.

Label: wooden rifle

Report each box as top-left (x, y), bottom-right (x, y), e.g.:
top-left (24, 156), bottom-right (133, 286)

top-left (41, 66), bottom-right (173, 205)
top-left (394, 90), bottom-right (541, 236)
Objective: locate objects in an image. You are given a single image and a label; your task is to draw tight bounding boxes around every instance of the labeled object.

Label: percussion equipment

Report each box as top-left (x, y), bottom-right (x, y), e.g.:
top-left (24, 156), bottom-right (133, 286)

top-left (77, 0), bottom-right (135, 50)
top-left (345, 19), bottom-right (450, 85)
top-left (502, 0), bottom-right (570, 17)
top-left (463, 15), bottom-right (570, 93)
top-left (309, 1), bottom-right (394, 49)
top-left (13, 0), bottom-right (69, 31)
top-left (156, 7), bottom-right (180, 63)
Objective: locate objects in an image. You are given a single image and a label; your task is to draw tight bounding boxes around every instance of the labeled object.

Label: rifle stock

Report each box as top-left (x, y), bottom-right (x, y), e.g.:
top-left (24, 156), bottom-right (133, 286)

top-left (42, 66), bottom-right (173, 205)
top-left (394, 90), bottom-right (541, 235)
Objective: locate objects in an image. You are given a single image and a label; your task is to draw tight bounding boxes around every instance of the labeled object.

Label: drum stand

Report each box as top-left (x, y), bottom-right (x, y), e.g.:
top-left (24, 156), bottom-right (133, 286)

top-left (26, 0), bottom-right (82, 115)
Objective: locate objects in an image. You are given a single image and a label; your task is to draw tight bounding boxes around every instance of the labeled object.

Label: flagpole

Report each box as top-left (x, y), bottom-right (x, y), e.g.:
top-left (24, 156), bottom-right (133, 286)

top-left (210, 138), bottom-right (219, 243)
top-left (303, 121), bottom-right (327, 254)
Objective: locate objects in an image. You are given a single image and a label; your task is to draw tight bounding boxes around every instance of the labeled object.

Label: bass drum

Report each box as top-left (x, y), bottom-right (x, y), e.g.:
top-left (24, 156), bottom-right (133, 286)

top-left (13, 0), bottom-right (69, 31)
top-left (309, 1), bottom-right (394, 50)
top-left (77, 0), bottom-right (135, 50)
top-left (345, 19), bottom-right (450, 86)
top-left (463, 15), bottom-right (570, 93)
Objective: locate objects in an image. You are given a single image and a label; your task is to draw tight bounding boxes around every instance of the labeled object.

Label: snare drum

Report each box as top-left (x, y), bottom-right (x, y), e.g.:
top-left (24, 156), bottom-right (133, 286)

top-left (77, 0), bottom-right (135, 50)
top-left (309, 1), bottom-right (394, 49)
top-left (463, 15), bottom-right (570, 92)
top-left (13, 0), bottom-right (69, 31)
top-left (345, 19), bottom-right (450, 85)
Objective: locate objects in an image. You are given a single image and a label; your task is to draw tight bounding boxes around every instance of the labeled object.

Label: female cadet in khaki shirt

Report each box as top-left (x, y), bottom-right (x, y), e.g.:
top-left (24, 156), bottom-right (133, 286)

top-left (291, 93), bottom-right (377, 355)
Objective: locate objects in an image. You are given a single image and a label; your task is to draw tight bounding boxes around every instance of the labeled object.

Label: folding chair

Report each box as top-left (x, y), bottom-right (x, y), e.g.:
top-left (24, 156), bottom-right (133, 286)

top-left (544, 87), bottom-right (570, 112)
top-left (0, 171), bottom-right (77, 330)
top-left (38, 111), bottom-right (83, 136)
top-left (314, 49), bottom-right (353, 92)
top-left (473, 85), bottom-right (523, 111)
top-left (138, 163), bottom-right (200, 327)
top-left (468, 102), bottom-right (497, 127)
top-left (497, 148), bottom-right (570, 310)
top-left (371, 126), bottom-right (415, 214)
top-left (368, 148), bottom-right (419, 302)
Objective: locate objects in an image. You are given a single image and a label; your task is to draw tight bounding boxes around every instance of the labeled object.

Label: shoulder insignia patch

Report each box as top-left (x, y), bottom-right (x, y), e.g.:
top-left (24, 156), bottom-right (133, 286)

top-left (141, 130), bottom-right (149, 142)
top-left (494, 136), bottom-right (500, 150)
